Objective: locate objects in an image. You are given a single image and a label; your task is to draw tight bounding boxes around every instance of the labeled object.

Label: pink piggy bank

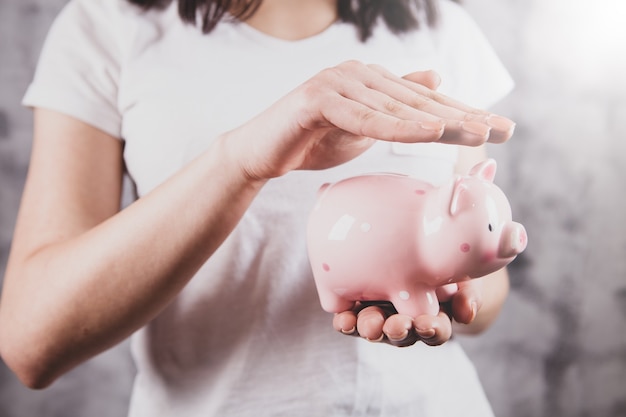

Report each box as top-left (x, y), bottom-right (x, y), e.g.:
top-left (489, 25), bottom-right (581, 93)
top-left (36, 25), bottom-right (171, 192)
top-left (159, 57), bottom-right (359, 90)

top-left (307, 159), bottom-right (527, 318)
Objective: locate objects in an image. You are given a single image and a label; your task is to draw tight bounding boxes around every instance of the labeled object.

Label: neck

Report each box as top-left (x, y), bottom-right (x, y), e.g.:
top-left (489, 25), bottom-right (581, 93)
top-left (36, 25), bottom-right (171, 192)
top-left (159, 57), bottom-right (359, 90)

top-left (241, 0), bottom-right (338, 40)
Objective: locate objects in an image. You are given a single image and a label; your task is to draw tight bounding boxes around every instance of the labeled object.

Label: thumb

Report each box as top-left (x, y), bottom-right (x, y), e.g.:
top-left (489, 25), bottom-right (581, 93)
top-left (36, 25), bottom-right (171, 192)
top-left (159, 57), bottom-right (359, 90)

top-left (402, 70), bottom-right (442, 90)
top-left (451, 280), bottom-right (484, 324)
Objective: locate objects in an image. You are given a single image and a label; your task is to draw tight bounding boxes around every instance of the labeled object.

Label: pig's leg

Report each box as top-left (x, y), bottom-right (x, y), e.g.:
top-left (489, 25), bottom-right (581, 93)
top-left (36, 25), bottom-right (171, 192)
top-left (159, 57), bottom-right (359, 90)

top-left (436, 283), bottom-right (459, 303)
top-left (317, 288), bottom-right (356, 313)
top-left (389, 284), bottom-right (440, 317)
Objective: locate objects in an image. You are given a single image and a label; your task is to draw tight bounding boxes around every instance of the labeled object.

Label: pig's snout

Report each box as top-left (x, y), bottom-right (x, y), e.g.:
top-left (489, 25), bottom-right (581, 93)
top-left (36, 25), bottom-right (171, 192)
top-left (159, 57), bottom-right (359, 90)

top-left (498, 222), bottom-right (527, 258)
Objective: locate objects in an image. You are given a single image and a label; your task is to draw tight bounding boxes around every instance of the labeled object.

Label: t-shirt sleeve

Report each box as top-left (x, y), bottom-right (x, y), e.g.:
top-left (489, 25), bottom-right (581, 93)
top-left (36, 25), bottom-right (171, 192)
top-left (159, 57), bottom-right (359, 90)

top-left (22, 0), bottom-right (125, 138)
top-left (433, 0), bottom-right (515, 109)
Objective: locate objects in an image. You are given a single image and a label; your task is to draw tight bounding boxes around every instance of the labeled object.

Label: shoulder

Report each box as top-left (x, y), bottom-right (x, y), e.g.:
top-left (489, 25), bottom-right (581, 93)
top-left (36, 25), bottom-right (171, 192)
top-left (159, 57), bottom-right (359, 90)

top-left (44, 0), bottom-right (136, 60)
top-left (24, 0), bottom-right (151, 137)
top-left (41, 0), bottom-right (184, 72)
top-left (53, 0), bottom-right (140, 29)
top-left (32, 0), bottom-right (146, 88)
top-left (49, 0), bottom-right (177, 48)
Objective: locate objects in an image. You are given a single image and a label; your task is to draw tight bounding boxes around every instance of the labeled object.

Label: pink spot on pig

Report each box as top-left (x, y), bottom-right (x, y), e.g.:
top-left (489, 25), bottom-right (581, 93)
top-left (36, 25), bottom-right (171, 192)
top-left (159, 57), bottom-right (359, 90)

top-left (414, 189), bottom-right (426, 195)
top-left (460, 243), bottom-right (471, 253)
top-left (322, 263), bottom-right (330, 272)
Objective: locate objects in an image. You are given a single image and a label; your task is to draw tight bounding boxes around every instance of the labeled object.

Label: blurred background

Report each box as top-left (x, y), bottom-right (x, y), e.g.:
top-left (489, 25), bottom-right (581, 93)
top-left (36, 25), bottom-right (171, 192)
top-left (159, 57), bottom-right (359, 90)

top-left (1, 0), bottom-right (625, 416)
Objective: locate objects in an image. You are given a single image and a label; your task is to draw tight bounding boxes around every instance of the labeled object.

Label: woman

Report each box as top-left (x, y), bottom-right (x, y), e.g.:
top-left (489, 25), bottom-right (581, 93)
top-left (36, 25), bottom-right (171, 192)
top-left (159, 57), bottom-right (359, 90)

top-left (0, 0), bottom-right (515, 415)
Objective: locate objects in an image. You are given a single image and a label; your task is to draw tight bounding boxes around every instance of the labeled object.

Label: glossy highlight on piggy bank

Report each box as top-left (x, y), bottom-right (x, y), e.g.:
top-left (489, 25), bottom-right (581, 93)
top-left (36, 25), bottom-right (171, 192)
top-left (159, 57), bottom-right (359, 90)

top-left (307, 159), bottom-right (527, 318)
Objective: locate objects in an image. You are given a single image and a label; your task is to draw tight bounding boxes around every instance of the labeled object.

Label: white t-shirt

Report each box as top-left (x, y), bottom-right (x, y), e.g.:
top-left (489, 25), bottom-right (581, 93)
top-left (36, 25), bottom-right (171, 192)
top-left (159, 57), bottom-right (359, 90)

top-left (23, 1), bottom-right (514, 416)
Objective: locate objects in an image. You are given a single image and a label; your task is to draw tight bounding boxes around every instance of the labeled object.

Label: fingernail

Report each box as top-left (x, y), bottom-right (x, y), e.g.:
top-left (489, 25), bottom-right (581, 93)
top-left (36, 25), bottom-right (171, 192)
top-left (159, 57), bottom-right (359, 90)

top-left (486, 115), bottom-right (516, 143)
top-left (340, 326), bottom-right (356, 335)
top-left (387, 330), bottom-right (409, 342)
top-left (461, 121), bottom-right (491, 137)
top-left (486, 115), bottom-right (516, 133)
top-left (416, 328), bottom-right (436, 339)
top-left (427, 70), bottom-right (442, 89)
top-left (469, 302), bottom-right (478, 322)
top-left (420, 120), bottom-right (444, 132)
top-left (366, 333), bottom-right (385, 342)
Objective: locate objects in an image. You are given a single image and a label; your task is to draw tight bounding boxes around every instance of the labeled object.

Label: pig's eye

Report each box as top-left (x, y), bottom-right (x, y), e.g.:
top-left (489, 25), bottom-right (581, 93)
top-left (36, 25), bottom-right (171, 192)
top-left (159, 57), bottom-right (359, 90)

top-left (488, 223), bottom-right (493, 232)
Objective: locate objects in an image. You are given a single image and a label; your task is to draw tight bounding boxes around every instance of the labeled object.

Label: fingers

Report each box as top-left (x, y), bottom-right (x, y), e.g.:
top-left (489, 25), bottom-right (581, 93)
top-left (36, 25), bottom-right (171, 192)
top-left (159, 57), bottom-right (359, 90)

top-left (333, 310), bottom-right (357, 335)
top-left (320, 92), bottom-right (447, 144)
top-left (383, 314), bottom-right (419, 347)
top-left (356, 305), bottom-right (387, 341)
top-left (333, 302), bottom-right (455, 347)
top-left (450, 280), bottom-right (484, 325)
top-left (402, 69), bottom-right (441, 91)
top-left (413, 311), bottom-right (453, 346)
top-left (339, 82), bottom-right (491, 146)
top-left (332, 302), bottom-right (396, 338)
top-left (315, 61), bottom-right (515, 145)
top-left (334, 303), bottom-right (415, 344)
top-left (368, 64), bottom-right (516, 144)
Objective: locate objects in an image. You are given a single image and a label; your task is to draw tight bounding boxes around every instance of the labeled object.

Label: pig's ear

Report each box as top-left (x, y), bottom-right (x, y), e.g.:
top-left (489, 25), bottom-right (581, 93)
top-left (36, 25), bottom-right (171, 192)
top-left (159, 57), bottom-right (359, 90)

top-left (450, 178), bottom-right (471, 216)
top-left (469, 159), bottom-right (497, 183)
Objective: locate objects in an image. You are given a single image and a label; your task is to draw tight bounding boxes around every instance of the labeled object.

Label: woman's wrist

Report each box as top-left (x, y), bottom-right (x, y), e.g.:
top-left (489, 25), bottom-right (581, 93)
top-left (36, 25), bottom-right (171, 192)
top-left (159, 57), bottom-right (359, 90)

top-left (205, 131), bottom-right (270, 190)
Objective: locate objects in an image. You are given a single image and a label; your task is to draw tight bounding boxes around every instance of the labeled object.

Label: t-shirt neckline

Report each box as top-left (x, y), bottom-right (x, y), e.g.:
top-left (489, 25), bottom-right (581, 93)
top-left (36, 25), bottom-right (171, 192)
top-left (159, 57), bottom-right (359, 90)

top-left (228, 18), bottom-right (348, 50)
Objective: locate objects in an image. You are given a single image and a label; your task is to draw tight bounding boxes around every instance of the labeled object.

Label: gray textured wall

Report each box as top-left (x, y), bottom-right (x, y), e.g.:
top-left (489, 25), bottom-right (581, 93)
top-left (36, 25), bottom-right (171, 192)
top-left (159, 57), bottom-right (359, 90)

top-left (1, 0), bottom-right (625, 416)
top-left (461, 1), bottom-right (626, 416)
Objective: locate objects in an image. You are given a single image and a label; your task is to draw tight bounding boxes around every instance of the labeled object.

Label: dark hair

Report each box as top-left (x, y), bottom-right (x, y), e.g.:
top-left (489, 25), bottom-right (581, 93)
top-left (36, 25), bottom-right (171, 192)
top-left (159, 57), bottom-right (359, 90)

top-left (127, 0), bottom-right (450, 42)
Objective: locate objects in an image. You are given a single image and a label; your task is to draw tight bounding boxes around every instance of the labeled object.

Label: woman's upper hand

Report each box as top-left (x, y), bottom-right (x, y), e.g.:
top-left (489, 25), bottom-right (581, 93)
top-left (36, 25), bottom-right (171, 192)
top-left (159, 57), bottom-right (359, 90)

top-left (221, 60), bottom-right (516, 181)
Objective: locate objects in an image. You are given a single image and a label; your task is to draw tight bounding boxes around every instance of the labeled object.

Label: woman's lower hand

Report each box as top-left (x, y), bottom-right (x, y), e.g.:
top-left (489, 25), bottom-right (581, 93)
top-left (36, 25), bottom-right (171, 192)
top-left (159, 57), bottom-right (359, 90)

top-left (332, 280), bottom-right (485, 347)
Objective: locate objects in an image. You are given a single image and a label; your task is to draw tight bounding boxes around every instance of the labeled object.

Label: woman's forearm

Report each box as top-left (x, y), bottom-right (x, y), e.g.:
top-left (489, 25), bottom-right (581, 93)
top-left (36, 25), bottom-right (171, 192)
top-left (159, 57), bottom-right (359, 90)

top-left (0, 133), bottom-right (265, 388)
